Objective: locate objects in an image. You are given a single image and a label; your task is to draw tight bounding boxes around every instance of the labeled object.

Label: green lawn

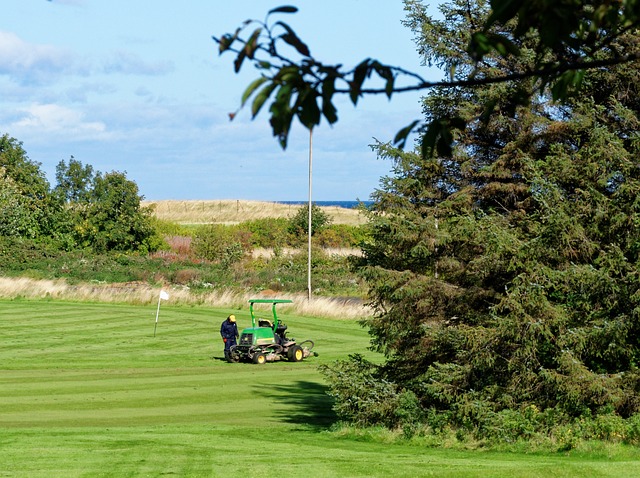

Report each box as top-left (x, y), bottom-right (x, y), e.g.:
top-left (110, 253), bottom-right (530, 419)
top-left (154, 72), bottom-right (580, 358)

top-left (1, 299), bottom-right (639, 477)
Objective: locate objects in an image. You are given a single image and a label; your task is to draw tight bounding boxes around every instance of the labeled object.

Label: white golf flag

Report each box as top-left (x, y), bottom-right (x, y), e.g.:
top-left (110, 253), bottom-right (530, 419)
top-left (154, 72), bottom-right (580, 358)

top-left (160, 290), bottom-right (170, 300)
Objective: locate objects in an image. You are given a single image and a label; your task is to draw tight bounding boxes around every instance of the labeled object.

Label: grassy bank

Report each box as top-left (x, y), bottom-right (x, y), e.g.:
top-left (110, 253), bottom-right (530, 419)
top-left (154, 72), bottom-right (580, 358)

top-left (1, 299), bottom-right (639, 477)
top-left (0, 277), bottom-right (371, 320)
top-left (143, 199), bottom-right (366, 226)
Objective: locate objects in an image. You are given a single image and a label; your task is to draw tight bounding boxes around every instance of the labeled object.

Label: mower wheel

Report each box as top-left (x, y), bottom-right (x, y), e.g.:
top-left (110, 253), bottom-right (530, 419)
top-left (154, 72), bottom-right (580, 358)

top-left (288, 345), bottom-right (304, 362)
top-left (227, 346), bottom-right (240, 363)
top-left (253, 352), bottom-right (267, 365)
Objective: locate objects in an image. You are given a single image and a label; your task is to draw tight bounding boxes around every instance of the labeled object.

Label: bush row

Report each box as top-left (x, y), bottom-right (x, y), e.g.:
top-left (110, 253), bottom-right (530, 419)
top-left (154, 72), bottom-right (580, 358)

top-left (187, 217), bottom-right (366, 251)
top-left (0, 231), bottom-right (367, 297)
top-left (319, 354), bottom-right (640, 449)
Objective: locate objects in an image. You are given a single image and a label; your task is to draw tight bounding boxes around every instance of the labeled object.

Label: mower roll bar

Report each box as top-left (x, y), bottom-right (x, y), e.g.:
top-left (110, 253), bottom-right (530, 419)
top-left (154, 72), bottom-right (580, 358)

top-left (248, 299), bottom-right (293, 329)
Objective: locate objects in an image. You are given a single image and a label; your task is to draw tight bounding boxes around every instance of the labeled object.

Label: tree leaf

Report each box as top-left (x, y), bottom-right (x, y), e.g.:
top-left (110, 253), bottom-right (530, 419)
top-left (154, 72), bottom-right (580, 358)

top-left (420, 117), bottom-right (465, 158)
top-left (268, 5), bottom-right (298, 15)
top-left (350, 59), bottom-right (372, 105)
top-left (244, 28), bottom-right (262, 59)
top-left (487, 33), bottom-right (521, 57)
top-left (371, 61), bottom-right (395, 99)
top-left (273, 22), bottom-right (311, 57)
top-left (385, 76), bottom-right (395, 99)
top-left (468, 32), bottom-right (492, 59)
top-left (486, 0), bottom-right (521, 28)
top-left (270, 105), bottom-right (294, 149)
top-left (297, 89), bottom-right (321, 128)
top-left (550, 70), bottom-right (585, 102)
top-left (321, 75), bottom-right (336, 100)
top-left (421, 120), bottom-right (442, 158)
top-left (214, 27), bottom-right (243, 55)
top-left (322, 97), bottom-right (338, 124)
top-left (233, 49), bottom-right (247, 73)
top-left (251, 87), bottom-right (269, 117)
top-left (393, 120), bottom-right (420, 149)
top-left (321, 76), bottom-right (338, 124)
top-left (241, 77), bottom-right (269, 107)
top-left (281, 32), bottom-right (311, 57)
top-left (214, 34), bottom-right (233, 54)
top-left (251, 83), bottom-right (277, 118)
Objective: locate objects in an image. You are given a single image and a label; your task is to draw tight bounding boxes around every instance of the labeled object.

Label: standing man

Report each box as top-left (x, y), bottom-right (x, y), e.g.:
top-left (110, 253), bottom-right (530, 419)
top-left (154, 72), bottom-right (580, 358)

top-left (220, 314), bottom-right (239, 361)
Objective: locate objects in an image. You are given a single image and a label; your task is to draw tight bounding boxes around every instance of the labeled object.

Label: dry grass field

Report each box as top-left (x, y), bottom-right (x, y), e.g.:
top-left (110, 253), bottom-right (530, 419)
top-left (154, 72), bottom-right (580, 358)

top-left (0, 277), bottom-right (370, 320)
top-left (0, 201), bottom-right (371, 317)
top-left (143, 199), bottom-right (367, 225)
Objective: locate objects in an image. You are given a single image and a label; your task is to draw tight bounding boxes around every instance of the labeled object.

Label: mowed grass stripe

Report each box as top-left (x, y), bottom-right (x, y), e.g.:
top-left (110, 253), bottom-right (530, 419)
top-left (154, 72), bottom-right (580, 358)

top-left (1, 300), bottom-right (366, 370)
top-left (1, 303), bottom-right (229, 369)
top-left (3, 425), bottom-right (638, 478)
top-left (2, 305), bottom-right (212, 339)
top-left (1, 367), bottom-right (312, 403)
top-left (0, 300), bottom-right (340, 431)
top-left (3, 299), bottom-right (638, 477)
top-left (2, 371), bottom-right (327, 424)
top-left (1, 366), bottom-right (329, 428)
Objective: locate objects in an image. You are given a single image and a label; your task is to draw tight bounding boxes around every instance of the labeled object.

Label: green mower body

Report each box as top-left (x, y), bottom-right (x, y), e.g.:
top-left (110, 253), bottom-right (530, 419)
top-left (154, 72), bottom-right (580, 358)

top-left (228, 299), bottom-right (316, 364)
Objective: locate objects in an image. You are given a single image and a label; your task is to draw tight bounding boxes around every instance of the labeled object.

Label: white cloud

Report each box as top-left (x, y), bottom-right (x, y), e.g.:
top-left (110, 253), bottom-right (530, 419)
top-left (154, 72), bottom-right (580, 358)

top-left (103, 50), bottom-right (174, 76)
top-left (0, 31), bottom-right (173, 87)
top-left (64, 82), bottom-right (118, 103)
top-left (12, 103), bottom-right (107, 140)
top-left (0, 31), bottom-right (81, 84)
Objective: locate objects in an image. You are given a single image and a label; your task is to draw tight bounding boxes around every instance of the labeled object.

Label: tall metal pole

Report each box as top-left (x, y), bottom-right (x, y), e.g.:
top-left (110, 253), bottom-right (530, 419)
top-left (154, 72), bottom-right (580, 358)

top-left (307, 128), bottom-right (313, 301)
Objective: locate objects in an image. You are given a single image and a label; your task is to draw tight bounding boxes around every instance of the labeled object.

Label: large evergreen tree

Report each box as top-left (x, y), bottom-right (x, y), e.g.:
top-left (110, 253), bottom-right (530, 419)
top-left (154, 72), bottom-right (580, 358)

top-left (322, 0), bottom-right (640, 432)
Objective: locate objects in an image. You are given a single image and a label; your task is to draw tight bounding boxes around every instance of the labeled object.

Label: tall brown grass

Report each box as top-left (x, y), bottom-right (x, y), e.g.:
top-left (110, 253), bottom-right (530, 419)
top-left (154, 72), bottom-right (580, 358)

top-left (250, 247), bottom-right (362, 259)
top-left (143, 200), bottom-right (366, 226)
top-left (0, 277), bottom-right (371, 320)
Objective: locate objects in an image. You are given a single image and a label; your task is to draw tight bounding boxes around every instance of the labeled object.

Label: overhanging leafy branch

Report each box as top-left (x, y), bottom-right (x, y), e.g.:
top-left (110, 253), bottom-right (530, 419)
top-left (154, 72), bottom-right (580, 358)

top-left (212, 2), bottom-right (640, 155)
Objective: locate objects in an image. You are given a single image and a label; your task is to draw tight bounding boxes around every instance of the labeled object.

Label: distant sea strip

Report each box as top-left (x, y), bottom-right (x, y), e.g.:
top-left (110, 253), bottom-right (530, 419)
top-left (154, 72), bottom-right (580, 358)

top-left (275, 200), bottom-right (372, 209)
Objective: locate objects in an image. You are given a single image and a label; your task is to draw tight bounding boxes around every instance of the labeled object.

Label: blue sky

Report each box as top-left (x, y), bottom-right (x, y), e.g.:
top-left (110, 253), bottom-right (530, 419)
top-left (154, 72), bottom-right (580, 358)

top-left (1, 0), bottom-right (435, 201)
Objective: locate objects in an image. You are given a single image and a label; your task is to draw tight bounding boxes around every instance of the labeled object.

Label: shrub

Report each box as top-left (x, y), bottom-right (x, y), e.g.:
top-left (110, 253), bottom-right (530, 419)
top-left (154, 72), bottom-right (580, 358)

top-left (191, 224), bottom-right (251, 267)
top-left (164, 235), bottom-right (192, 255)
top-left (288, 203), bottom-right (332, 239)
top-left (243, 217), bottom-right (291, 248)
top-left (173, 269), bottom-right (201, 285)
top-left (583, 413), bottom-right (626, 441)
top-left (478, 408), bottom-right (538, 442)
top-left (315, 224), bottom-right (365, 248)
top-left (319, 354), bottom-right (423, 429)
top-left (625, 413), bottom-right (640, 445)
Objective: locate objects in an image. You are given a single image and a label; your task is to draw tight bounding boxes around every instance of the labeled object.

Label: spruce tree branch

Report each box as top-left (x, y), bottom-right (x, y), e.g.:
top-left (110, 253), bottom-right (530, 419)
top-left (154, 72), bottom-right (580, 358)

top-left (338, 52), bottom-right (640, 96)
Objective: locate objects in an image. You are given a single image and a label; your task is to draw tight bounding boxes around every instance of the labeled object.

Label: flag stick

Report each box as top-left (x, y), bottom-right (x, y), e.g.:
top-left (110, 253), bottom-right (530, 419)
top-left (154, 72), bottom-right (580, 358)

top-left (154, 294), bottom-right (162, 337)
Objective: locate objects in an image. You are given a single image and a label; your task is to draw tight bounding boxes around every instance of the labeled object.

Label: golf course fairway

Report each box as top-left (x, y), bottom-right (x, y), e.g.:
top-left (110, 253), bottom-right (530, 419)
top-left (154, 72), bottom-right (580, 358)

top-left (1, 299), bottom-right (639, 477)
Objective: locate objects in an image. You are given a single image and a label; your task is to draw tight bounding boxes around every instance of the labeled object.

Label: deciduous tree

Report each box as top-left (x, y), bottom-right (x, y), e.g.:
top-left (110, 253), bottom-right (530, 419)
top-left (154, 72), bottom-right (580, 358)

top-left (74, 171), bottom-right (160, 253)
top-left (287, 202), bottom-right (332, 238)
top-left (0, 170), bottom-right (40, 238)
top-left (54, 156), bottom-right (95, 203)
top-left (0, 134), bottom-right (59, 237)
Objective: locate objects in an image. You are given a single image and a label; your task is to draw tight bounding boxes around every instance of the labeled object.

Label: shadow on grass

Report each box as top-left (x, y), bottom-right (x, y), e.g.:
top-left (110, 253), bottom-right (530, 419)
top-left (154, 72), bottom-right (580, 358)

top-left (256, 380), bottom-right (337, 431)
top-left (210, 355), bottom-right (228, 362)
